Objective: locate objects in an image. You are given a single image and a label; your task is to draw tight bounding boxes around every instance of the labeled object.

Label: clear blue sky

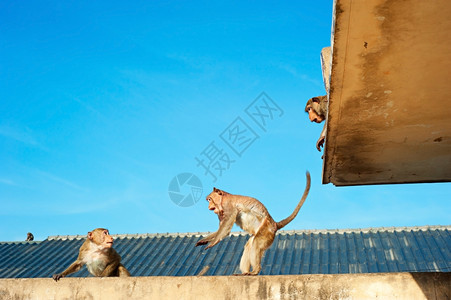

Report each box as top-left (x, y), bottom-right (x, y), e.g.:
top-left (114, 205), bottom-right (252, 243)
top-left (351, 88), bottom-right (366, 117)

top-left (1, 1), bottom-right (449, 242)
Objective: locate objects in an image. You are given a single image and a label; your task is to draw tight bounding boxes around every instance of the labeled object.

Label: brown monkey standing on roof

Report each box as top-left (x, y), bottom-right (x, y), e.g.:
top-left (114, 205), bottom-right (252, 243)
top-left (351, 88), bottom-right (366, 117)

top-left (196, 172), bottom-right (311, 275)
top-left (53, 228), bottom-right (130, 281)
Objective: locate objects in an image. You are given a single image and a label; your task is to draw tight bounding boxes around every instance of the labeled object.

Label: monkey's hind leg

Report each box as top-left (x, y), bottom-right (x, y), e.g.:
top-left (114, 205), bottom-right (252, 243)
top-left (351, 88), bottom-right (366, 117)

top-left (247, 220), bottom-right (276, 275)
top-left (118, 264), bottom-right (130, 277)
top-left (238, 237), bottom-right (253, 275)
top-left (247, 238), bottom-right (266, 275)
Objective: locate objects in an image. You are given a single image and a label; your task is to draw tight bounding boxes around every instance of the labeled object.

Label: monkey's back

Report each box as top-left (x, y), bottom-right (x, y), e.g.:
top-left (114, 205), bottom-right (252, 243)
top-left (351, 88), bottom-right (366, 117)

top-left (231, 195), bottom-right (276, 235)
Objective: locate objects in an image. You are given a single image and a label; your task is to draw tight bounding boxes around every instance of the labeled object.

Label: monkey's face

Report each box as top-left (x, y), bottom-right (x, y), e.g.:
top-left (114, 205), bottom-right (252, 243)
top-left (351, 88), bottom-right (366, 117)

top-left (88, 228), bottom-right (114, 248)
top-left (306, 101), bottom-right (324, 123)
top-left (206, 192), bottom-right (221, 215)
top-left (102, 230), bottom-right (114, 248)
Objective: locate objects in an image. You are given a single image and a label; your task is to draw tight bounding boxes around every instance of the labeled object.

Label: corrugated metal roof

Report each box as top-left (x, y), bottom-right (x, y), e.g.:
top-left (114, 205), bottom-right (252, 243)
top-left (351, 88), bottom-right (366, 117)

top-left (0, 226), bottom-right (450, 278)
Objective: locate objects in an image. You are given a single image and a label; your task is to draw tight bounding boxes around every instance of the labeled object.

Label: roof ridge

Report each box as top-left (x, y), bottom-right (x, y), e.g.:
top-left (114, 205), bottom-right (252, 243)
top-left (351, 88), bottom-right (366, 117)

top-left (45, 225), bottom-right (450, 241)
top-left (0, 240), bottom-right (41, 245)
top-left (277, 225), bottom-right (451, 235)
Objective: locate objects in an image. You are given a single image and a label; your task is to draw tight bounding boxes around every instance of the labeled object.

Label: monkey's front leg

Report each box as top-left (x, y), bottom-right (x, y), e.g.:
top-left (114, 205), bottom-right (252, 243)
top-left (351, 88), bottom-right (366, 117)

top-left (195, 232), bottom-right (217, 247)
top-left (100, 260), bottom-right (120, 277)
top-left (316, 135), bottom-right (325, 151)
top-left (118, 264), bottom-right (131, 277)
top-left (196, 210), bottom-right (237, 249)
top-left (195, 211), bottom-right (225, 246)
top-left (204, 211), bottom-right (237, 249)
top-left (53, 260), bottom-right (84, 281)
top-left (316, 121), bottom-right (327, 151)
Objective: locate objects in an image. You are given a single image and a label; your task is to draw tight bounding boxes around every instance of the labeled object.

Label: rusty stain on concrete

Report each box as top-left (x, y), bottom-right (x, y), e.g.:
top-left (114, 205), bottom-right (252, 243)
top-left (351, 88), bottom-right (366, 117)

top-left (324, 0), bottom-right (451, 186)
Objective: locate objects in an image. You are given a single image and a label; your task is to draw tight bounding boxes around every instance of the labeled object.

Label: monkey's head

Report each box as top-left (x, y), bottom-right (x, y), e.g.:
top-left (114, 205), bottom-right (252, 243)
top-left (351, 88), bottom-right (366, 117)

top-left (305, 96), bottom-right (327, 123)
top-left (206, 187), bottom-right (224, 215)
top-left (88, 228), bottom-right (114, 249)
top-left (26, 232), bottom-right (34, 241)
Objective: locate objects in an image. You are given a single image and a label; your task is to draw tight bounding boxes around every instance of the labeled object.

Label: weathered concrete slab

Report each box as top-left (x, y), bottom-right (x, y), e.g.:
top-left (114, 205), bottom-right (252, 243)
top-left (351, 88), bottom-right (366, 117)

top-left (0, 273), bottom-right (449, 300)
top-left (323, 0), bottom-right (451, 185)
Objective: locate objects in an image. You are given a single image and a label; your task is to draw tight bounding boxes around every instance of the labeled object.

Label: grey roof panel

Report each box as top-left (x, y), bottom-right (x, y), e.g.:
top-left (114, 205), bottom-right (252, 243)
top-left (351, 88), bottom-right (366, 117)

top-left (0, 226), bottom-right (450, 278)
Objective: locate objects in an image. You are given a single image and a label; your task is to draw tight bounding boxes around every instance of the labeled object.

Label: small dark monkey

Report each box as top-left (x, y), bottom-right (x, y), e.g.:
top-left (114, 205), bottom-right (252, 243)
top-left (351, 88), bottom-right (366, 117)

top-left (305, 95), bottom-right (328, 151)
top-left (26, 232), bottom-right (34, 241)
top-left (196, 172), bottom-right (311, 275)
top-left (53, 228), bottom-right (130, 281)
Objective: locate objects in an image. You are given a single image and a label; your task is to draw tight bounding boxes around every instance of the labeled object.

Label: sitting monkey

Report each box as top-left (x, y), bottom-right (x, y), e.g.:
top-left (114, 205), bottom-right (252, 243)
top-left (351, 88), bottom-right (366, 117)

top-left (26, 232), bottom-right (34, 241)
top-left (305, 95), bottom-right (328, 151)
top-left (53, 228), bottom-right (130, 281)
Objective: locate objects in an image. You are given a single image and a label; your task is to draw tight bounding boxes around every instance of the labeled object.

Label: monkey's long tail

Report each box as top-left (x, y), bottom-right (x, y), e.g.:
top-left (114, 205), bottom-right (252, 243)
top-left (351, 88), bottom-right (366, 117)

top-left (276, 171), bottom-right (311, 230)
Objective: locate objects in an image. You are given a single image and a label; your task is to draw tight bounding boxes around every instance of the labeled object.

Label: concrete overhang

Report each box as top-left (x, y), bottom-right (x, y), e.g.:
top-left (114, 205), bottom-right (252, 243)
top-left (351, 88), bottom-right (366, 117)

top-left (323, 0), bottom-right (451, 186)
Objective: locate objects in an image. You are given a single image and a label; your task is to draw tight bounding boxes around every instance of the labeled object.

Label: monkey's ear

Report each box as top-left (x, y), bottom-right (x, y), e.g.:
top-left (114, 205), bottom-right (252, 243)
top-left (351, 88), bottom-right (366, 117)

top-left (312, 97), bottom-right (320, 103)
top-left (217, 190), bottom-right (223, 196)
top-left (87, 231), bottom-right (93, 240)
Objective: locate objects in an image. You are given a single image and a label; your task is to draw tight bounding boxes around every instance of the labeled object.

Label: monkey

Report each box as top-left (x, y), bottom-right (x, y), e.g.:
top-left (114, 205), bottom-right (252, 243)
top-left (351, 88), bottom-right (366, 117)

top-left (305, 95), bottom-right (328, 151)
top-left (26, 232), bottom-right (34, 241)
top-left (196, 171), bottom-right (311, 275)
top-left (52, 228), bottom-right (130, 281)
top-left (305, 95), bottom-right (327, 123)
